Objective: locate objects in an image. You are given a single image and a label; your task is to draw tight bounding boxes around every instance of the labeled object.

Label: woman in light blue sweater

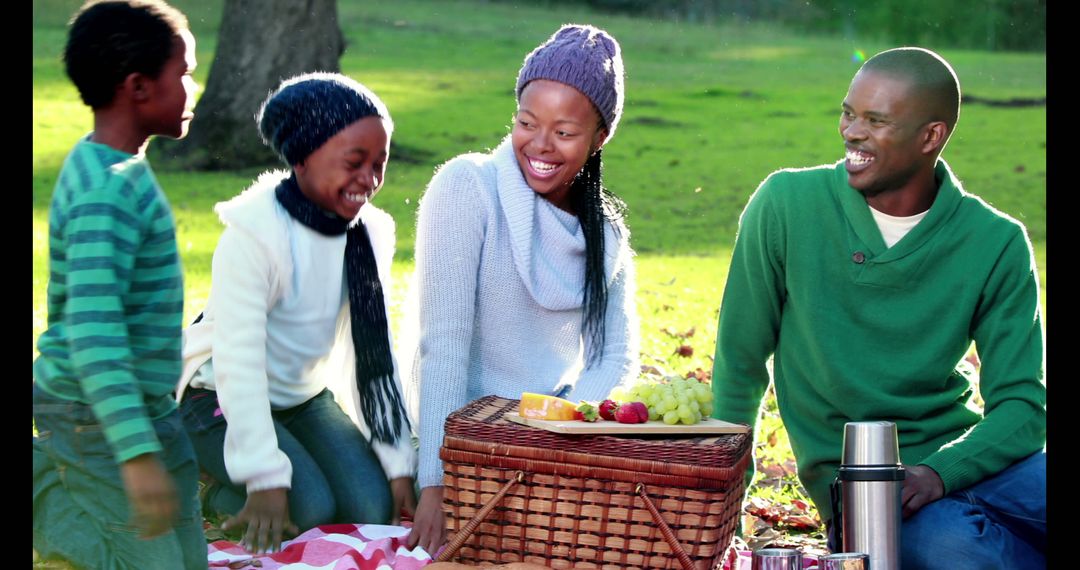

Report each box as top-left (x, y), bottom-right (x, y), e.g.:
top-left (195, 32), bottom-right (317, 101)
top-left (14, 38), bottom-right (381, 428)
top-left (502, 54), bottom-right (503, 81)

top-left (404, 24), bottom-right (640, 554)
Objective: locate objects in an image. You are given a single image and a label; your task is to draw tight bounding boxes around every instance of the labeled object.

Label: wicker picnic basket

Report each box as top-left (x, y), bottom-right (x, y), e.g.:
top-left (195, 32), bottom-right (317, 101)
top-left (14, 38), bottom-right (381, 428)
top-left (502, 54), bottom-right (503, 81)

top-left (435, 395), bottom-right (753, 570)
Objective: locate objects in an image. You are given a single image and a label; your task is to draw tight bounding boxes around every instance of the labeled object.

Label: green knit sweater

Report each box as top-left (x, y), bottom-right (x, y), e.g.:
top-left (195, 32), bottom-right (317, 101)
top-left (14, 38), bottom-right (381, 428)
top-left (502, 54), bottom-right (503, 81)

top-left (34, 137), bottom-right (184, 464)
top-left (711, 159), bottom-right (1045, 520)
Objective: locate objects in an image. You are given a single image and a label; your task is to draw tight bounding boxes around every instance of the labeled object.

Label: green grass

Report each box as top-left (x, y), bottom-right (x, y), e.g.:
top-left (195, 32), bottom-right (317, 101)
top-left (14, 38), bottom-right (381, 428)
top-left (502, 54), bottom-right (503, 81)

top-left (33, 0), bottom-right (1045, 554)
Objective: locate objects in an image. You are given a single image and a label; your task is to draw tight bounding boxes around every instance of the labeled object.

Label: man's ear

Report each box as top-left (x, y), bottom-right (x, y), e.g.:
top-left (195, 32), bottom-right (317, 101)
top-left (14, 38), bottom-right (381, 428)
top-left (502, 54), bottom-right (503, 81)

top-left (921, 121), bottom-right (949, 155)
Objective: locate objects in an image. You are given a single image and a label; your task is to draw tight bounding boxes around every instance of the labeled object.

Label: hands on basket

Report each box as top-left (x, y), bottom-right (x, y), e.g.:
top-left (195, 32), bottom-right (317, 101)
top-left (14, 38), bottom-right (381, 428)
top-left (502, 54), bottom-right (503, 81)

top-left (408, 485), bottom-right (447, 556)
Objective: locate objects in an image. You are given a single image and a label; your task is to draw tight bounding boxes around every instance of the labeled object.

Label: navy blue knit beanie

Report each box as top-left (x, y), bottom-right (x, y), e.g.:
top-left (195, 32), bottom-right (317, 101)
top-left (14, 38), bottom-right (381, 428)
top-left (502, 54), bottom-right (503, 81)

top-left (516, 24), bottom-right (625, 139)
top-left (257, 72), bottom-right (393, 166)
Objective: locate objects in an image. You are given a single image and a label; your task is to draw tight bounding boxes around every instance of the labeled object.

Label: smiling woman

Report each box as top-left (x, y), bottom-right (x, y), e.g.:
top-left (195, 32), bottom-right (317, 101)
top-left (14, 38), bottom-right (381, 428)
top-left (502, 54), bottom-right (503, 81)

top-left (512, 79), bottom-right (608, 211)
top-left (402, 23), bottom-right (641, 556)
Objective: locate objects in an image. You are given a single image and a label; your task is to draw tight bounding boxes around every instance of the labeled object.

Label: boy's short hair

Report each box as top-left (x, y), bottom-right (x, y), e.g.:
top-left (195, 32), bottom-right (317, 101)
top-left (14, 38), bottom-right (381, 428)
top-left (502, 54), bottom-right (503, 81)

top-left (64, 0), bottom-right (189, 109)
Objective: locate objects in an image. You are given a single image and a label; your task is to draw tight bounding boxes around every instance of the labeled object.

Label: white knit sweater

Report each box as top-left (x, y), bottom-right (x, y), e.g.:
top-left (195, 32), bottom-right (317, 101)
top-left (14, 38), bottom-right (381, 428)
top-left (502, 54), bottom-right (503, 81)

top-left (177, 170), bottom-right (416, 493)
top-left (404, 138), bottom-right (640, 489)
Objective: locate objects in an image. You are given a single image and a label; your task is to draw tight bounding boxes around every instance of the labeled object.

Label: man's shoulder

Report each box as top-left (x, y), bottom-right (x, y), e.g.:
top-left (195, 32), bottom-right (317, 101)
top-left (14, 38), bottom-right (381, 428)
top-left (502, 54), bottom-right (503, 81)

top-left (750, 161), bottom-right (843, 207)
top-left (958, 193), bottom-right (1028, 233)
top-left (944, 164), bottom-right (1031, 240)
top-left (761, 162), bottom-right (841, 188)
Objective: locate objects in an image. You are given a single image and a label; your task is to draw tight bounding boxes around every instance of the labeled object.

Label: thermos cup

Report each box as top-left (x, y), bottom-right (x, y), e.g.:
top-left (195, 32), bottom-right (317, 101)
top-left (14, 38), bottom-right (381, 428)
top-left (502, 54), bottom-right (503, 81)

top-left (751, 548), bottom-right (802, 570)
top-left (819, 552), bottom-right (870, 570)
top-left (831, 421), bottom-right (904, 570)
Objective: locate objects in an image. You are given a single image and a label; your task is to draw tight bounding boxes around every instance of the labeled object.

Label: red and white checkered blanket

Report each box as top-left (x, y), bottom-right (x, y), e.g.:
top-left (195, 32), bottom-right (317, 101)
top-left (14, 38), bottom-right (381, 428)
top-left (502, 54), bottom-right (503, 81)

top-left (207, 523), bottom-right (433, 569)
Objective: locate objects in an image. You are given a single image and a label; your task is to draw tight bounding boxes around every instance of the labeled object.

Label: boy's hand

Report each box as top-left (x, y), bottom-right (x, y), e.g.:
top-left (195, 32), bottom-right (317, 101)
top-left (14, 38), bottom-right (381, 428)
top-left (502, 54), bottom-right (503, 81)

top-left (120, 454), bottom-right (178, 538)
top-left (389, 476), bottom-right (418, 525)
top-left (223, 488), bottom-right (298, 554)
top-left (407, 485), bottom-right (447, 555)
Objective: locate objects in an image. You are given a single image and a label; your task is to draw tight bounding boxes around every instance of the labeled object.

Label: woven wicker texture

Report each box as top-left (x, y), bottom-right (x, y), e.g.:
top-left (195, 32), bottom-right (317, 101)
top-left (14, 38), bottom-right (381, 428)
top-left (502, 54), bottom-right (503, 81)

top-left (439, 395), bottom-right (753, 569)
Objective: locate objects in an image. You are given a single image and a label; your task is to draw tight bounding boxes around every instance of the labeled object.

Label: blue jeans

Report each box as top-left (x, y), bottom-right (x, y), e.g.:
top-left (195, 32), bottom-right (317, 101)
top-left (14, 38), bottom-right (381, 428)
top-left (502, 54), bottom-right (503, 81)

top-left (33, 384), bottom-right (207, 570)
top-left (901, 451), bottom-right (1046, 569)
top-left (180, 387), bottom-right (392, 531)
top-left (828, 451), bottom-right (1046, 569)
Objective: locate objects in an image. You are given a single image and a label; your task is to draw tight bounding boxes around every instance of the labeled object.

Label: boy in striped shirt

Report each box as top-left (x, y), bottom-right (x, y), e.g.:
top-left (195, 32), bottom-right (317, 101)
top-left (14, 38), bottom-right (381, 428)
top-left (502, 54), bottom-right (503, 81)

top-left (32, 1), bottom-right (205, 568)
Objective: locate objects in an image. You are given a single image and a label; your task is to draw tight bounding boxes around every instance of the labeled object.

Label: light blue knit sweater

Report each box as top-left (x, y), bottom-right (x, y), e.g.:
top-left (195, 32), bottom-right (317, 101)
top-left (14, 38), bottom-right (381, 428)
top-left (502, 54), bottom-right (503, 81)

top-left (405, 138), bottom-right (640, 489)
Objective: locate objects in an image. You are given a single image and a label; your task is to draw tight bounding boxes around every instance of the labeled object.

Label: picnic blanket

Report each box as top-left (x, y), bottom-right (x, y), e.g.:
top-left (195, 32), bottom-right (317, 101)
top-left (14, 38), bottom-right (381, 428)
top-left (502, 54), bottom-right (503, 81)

top-left (207, 525), bottom-right (822, 569)
top-left (207, 524), bottom-right (433, 569)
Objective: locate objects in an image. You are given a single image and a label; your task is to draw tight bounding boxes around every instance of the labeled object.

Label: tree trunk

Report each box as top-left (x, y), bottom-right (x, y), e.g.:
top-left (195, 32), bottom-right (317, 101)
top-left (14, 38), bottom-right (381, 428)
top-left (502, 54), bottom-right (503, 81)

top-left (153, 0), bottom-right (344, 170)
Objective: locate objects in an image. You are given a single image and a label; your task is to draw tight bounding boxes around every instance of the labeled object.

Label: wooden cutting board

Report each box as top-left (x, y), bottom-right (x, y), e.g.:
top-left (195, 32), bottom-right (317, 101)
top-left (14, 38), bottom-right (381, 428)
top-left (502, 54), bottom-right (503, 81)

top-left (506, 412), bottom-right (749, 435)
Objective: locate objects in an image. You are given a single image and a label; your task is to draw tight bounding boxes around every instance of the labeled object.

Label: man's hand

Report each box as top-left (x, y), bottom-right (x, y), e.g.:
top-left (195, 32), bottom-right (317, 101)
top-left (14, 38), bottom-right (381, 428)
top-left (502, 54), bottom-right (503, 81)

top-left (389, 477), bottom-right (418, 525)
top-left (120, 454), bottom-right (178, 538)
top-left (406, 485), bottom-right (447, 556)
top-left (901, 463), bottom-right (945, 518)
top-left (222, 487), bottom-right (299, 554)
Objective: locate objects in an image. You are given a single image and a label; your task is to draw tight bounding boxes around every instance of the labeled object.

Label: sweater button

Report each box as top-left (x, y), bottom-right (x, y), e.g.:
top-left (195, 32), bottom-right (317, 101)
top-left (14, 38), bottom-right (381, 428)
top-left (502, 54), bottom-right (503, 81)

top-left (852, 251), bottom-right (866, 264)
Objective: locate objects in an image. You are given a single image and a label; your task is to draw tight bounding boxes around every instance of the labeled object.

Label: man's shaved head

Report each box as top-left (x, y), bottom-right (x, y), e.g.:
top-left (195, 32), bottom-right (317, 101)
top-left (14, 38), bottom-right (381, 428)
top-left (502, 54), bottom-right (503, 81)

top-left (859, 47), bottom-right (960, 134)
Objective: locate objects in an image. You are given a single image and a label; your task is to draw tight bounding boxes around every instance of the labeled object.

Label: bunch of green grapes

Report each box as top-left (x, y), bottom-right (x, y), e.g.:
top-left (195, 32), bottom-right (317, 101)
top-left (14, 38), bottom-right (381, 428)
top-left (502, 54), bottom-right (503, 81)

top-left (608, 375), bottom-right (714, 425)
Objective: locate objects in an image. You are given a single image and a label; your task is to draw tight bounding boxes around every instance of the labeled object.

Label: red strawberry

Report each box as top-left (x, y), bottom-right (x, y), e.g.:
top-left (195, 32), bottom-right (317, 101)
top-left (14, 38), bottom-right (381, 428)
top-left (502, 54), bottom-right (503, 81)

top-left (615, 401), bottom-right (649, 424)
top-left (576, 401), bottom-right (600, 422)
top-left (599, 399), bottom-right (619, 421)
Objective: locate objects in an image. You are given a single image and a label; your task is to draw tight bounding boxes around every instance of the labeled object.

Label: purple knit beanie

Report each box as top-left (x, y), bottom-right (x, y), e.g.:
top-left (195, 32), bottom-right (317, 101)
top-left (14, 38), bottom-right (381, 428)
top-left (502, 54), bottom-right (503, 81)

top-left (515, 24), bottom-right (625, 140)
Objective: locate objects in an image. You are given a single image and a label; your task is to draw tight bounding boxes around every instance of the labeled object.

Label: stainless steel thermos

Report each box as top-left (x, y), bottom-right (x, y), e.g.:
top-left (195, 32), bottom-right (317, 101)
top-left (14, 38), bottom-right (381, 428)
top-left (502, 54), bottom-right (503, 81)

top-left (831, 421), bottom-right (905, 570)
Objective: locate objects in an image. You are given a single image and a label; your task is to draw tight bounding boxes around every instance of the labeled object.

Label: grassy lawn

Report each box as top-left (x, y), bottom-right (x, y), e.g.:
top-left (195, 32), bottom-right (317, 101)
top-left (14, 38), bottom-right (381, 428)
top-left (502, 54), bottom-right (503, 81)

top-left (33, 0), bottom-right (1045, 561)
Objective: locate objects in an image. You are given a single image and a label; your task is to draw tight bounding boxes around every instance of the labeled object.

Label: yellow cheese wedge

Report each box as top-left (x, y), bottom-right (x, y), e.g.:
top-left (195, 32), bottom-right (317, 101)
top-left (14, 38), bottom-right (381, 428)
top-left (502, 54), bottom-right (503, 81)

top-left (519, 392), bottom-right (578, 421)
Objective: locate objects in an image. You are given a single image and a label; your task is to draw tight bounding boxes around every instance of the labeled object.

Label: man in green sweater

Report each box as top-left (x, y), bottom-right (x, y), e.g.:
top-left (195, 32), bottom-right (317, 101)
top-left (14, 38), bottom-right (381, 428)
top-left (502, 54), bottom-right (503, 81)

top-left (711, 47), bottom-right (1045, 567)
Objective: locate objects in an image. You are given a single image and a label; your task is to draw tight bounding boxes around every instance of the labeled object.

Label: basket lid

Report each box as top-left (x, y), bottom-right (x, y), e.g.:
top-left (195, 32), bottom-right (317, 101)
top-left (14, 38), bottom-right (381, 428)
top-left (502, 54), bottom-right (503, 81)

top-left (443, 395), bottom-right (751, 471)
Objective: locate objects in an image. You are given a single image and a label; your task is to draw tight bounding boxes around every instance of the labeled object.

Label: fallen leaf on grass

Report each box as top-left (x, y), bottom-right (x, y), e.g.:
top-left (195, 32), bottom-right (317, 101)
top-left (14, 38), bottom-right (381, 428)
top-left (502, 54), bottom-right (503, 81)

top-left (661, 326), bottom-right (696, 339)
top-left (758, 459), bottom-right (796, 479)
top-left (685, 367), bottom-right (712, 382)
top-left (640, 364), bottom-right (665, 377)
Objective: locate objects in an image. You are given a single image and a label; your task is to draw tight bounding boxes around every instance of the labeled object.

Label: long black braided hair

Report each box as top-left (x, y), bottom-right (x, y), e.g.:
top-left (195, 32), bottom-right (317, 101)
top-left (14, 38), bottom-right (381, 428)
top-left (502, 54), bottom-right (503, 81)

top-left (569, 146), bottom-right (627, 368)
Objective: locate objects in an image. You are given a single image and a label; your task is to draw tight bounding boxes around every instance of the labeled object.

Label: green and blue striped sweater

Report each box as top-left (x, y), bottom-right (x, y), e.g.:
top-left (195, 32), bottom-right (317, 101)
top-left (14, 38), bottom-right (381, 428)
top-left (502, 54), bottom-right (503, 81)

top-left (35, 136), bottom-right (184, 464)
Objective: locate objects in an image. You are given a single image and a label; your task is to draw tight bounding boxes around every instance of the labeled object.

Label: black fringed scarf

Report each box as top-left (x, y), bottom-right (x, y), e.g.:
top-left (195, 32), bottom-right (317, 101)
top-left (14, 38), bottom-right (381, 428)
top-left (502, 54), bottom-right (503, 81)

top-left (275, 173), bottom-right (409, 443)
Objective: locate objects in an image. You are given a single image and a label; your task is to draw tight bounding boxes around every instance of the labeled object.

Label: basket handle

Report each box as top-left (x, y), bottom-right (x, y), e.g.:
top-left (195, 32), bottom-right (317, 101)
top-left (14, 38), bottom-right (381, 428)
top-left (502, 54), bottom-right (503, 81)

top-left (636, 483), bottom-right (696, 570)
top-left (435, 470), bottom-right (525, 562)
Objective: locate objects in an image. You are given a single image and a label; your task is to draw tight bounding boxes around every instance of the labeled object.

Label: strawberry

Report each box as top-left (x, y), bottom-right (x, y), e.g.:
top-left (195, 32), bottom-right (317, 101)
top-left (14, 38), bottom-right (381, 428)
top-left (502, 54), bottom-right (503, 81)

top-left (628, 401), bottom-right (649, 423)
top-left (598, 399), bottom-right (619, 421)
top-left (615, 401), bottom-right (649, 424)
top-left (575, 401), bottom-right (600, 422)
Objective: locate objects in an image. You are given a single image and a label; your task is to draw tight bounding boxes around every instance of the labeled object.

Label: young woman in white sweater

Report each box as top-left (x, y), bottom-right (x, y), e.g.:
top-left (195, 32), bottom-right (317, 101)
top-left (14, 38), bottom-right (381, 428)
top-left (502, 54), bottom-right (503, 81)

top-left (176, 73), bottom-right (416, 555)
top-left (405, 25), bottom-right (641, 554)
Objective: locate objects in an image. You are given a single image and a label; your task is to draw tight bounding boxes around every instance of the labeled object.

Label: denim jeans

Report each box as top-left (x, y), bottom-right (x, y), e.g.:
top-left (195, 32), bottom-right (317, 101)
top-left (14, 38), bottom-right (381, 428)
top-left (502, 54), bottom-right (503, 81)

top-left (901, 451), bottom-right (1046, 569)
top-left (180, 387), bottom-right (392, 531)
top-left (33, 384), bottom-right (207, 570)
top-left (827, 451), bottom-right (1046, 569)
